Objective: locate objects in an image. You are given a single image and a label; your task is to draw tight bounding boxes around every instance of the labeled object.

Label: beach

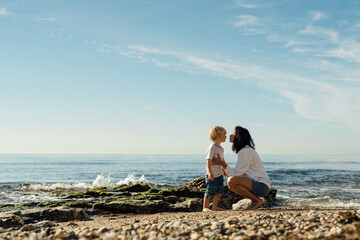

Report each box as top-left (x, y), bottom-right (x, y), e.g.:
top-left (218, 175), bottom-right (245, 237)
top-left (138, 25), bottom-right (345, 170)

top-left (1, 154), bottom-right (359, 239)
top-left (1, 208), bottom-right (360, 239)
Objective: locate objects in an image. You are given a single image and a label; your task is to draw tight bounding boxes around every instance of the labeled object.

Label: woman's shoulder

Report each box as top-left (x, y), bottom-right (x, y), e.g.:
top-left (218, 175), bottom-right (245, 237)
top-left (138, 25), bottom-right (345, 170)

top-left (239, 145), bottom-right (253, 152)
top-left (238, 146), bottom-right (258, 156)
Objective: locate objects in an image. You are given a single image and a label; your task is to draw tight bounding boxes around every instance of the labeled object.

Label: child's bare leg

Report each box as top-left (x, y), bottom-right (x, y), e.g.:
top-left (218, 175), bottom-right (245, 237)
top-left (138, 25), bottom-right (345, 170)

top-left (211, 195), bottom-right (225, 211)
top-left (203, 196), bottom-right (212, 212)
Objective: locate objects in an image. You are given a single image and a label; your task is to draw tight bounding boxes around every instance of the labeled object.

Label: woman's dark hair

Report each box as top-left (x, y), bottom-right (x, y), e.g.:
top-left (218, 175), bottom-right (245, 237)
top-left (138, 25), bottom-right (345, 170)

top-left (232, 126), bottom-right (255, 153)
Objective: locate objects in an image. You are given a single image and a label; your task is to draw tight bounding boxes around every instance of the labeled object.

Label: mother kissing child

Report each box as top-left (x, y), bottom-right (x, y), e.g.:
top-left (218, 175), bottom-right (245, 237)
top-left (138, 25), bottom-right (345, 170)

top-left (212, 126), bottom-right (271, 210)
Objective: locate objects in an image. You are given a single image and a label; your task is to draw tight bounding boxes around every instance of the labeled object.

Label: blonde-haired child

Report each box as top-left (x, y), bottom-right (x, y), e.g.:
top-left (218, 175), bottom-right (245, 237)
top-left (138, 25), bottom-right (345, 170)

top-left (203, 126), bottom-right (228, 212)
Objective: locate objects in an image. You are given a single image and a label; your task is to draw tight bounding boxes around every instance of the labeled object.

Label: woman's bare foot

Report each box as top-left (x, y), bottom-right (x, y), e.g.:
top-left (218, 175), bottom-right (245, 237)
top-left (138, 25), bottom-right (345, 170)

top-left (212, 207), bottom-right (226, 211)
top-left (245, 199), bottom-right (264, 210)
top-left (202, 208), bottom-right (212, 212)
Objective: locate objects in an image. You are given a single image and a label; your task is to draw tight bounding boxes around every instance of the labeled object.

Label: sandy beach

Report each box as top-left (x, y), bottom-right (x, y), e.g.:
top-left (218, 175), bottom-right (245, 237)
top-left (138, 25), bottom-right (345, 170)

top-left (1, 208), bottom-right (359, 239)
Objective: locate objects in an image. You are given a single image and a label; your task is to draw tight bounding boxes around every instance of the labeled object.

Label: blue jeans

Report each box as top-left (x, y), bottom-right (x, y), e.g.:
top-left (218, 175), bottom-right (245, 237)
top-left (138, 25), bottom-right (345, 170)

top-left (205, 175), bottom-right (225, 198)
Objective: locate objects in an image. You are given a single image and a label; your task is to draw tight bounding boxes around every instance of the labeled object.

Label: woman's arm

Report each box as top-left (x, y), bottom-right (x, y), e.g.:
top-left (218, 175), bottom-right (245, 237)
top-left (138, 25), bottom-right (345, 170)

top-left (226, 150), bottom-right (251, 177)
top-left (212, 155), bottom-right (227, 168)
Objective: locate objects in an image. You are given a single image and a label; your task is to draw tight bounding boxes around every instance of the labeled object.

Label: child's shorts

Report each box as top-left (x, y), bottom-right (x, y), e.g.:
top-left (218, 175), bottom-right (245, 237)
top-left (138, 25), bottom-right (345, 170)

top-left (205, 175), bottom-right (225, 198)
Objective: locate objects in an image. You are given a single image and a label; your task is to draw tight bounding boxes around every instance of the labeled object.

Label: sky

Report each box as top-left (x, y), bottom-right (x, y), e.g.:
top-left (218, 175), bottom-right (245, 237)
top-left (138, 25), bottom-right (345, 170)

top-left (1, 0), bottom-right (360, 155)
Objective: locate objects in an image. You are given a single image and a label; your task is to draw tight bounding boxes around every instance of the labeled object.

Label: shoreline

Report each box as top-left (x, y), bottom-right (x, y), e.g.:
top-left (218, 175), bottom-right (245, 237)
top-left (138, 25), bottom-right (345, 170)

top-left (1, 208), bottom-right (359, 239)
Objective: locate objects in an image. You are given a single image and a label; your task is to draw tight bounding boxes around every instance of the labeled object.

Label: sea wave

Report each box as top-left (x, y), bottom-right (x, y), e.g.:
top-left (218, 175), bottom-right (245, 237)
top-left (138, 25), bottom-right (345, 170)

top-left (0, 172), bottom-right (150, 193)
top-left (277, 194), bottom-right (360, 208)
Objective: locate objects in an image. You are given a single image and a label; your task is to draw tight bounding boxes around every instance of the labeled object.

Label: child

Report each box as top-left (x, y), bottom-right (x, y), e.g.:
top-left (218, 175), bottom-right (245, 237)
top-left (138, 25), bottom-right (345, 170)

top-left (203, 126), bottom-right (228, 212)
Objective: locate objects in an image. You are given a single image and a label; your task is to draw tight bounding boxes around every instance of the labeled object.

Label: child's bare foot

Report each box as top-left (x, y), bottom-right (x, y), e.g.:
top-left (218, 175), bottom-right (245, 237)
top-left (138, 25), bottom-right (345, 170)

top-left (202, 208), bottom-right (212, 212)
top-left (245, 199), bottom-right (264, 210)
top-left (212, 207), bottom-right (226, 211)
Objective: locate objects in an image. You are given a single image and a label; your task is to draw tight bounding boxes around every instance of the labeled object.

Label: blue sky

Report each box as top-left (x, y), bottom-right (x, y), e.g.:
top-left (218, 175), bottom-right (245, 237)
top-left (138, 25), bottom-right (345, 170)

top-left (1, 0), bottom-right (359, 155)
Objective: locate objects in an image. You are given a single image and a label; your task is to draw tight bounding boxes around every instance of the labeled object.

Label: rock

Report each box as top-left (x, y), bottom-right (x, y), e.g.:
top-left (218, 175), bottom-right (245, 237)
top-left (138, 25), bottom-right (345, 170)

top-left (53, 230), bottom-right (68, 238)
top-left (20, 224), bottom-right (37, 232)
top-left (0, 210), bottom-right (24, 227)
top-left (232, 199), bottom-right (252, 210)
top-left (185, 177), bottom-right (206, 190)
top-left (339, 211), bottom-right (360, 223)
top-left (169, 199), bottom-right (203, 212)
top-left (35, 220), bottom-right (55, 228)
top-left (163, 186), bottom-right (205, 198)
top-left (93, 200), bottom-right (168, 214)
top-left (21, 206), bottom-right (89, 223)
top-left (164, 195), bottom-right (179, 204)
top-left (97, 226), bottom-right (109, 234)
top-left (265, 188), bottom-right (277, 202)
top-left (219, 186), bottom-right (244, 209)
top-left (113, 183), bottom-right (151, 192)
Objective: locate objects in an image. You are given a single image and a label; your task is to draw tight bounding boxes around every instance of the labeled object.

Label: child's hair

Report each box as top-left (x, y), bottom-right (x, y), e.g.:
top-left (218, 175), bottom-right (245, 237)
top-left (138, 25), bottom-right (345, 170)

top-left (209, 126), bottom-right (227, 141)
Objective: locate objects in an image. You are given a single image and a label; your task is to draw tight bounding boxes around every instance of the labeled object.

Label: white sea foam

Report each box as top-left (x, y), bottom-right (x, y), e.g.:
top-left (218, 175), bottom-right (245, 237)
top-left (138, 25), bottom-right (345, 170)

top-left (2, 172), bottom-right (150, 194)
top-left (20, 183), bottom-right (93, 192)
top-left (92, 173), bottom-right (112, 187)
top-left (116, 173), bottom-right (148, 185)
top-left (281, 195), bottom-right (360, 208)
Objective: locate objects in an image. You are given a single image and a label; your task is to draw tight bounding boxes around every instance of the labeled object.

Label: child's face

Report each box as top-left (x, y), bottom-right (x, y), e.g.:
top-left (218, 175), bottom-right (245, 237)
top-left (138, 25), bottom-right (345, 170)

top-left (218, 132), bottom-right (227, 142)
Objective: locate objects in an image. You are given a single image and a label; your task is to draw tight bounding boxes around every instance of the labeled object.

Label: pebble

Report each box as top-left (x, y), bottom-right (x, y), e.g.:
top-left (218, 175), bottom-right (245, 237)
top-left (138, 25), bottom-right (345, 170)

top-left (97, 226), bottom-right (109, 234)
top-left (53, 229), bottom-right (68, 238)
top-left (1, 210), bottom-right (359, 240)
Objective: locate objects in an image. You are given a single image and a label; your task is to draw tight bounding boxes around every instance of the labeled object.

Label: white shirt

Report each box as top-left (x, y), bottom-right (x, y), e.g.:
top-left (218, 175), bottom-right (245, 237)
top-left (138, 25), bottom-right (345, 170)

top-left (205, 143), bottom-right (224, 178)
top-left (225, 146), bottom-right (271, 189)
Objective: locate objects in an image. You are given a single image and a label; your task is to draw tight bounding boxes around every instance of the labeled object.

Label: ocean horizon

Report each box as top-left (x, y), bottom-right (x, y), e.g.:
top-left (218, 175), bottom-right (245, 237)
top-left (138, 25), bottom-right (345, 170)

top-left (1, 154), bottom-right (359, 211)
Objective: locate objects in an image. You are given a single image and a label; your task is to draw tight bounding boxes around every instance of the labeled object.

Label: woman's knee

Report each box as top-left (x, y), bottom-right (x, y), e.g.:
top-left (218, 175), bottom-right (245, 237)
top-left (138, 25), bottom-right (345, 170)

top-left (227, 176), bottom-right (236, 190)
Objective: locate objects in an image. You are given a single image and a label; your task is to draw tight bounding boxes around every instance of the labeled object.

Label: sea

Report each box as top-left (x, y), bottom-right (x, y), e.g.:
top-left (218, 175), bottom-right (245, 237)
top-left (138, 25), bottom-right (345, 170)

top-left (0, 154), bottom-right (359, 211)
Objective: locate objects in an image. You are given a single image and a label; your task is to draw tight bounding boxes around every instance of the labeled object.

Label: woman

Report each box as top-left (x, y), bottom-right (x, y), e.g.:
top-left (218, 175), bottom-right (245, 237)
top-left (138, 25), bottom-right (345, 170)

top-left (212, 126), bottom-right (271, 210)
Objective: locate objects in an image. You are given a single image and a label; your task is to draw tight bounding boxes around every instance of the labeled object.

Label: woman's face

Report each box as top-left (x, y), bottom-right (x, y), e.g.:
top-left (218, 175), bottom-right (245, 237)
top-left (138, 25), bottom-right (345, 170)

top-left (229, 130), bottom-right (236, 143)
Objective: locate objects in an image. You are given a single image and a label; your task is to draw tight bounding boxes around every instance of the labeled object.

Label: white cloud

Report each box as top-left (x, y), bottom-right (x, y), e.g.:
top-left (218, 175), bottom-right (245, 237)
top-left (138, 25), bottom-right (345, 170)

top-left (298, 25), bottom-right (339, 43)
top-left (234, 1), bottom-right (259, 9)
top-left (0, 8), bottom-right (12, 16)
top-left (292, 47), bottom-right (307, 53)
top-left (114, 45), bottom-right (360, 131)
top-left (38, 17), bottom-right (56, 22)
top-left (323, 39), bottom-right (360, 63)
top-left (233, 15), bottom-right (259, 27)
top-left (97, 48), bottom-right (110, 54)
top-left (284, 40), bottom-right (296, 48)
top-left (309, 11), bottom-right (328, 21)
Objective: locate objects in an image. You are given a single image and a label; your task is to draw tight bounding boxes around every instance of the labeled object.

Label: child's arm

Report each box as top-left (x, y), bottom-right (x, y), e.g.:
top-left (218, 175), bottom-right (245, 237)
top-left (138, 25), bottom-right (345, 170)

top-left (206, 159), bottom-right (215, 180)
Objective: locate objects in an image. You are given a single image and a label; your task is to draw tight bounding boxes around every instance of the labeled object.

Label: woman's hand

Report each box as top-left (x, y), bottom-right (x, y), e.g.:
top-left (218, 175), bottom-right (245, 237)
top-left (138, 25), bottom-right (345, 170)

top-left (212, 155), bottom-right (228, 169)
top-left (212, 155), bottom-right (223, 165)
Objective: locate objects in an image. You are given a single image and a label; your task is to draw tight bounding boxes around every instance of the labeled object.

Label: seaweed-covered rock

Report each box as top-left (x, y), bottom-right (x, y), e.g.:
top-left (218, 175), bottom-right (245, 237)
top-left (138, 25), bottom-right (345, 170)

top-left (265, 188), bottom-right (277, 203)
top-left (93, 200), bottom-right (168, 214)
top-left (113, 183), bottom-right (151, 192)
top-left (161, 186), bottom-right (205, 198)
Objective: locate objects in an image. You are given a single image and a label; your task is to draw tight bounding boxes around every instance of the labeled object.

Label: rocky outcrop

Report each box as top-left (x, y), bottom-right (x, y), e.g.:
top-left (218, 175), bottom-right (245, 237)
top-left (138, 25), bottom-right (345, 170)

top-left (21, 206), bottom-right (89, 223)
top-left (0, 206), bottom-right (88, 228)
top-left (0, 177), bottom-right (277, 227)
top-left (93, 198), bottom-right (203, 214)
top-left (93, 200), bottom-right (167, 214)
